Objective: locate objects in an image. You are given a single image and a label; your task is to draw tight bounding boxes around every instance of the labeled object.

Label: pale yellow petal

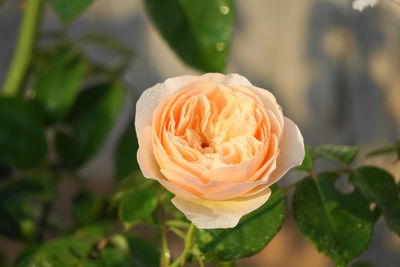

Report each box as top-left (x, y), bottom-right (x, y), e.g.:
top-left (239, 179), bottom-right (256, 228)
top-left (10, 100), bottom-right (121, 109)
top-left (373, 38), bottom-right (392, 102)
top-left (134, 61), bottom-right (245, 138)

top-left (171, 188), bottom-right (271, 229)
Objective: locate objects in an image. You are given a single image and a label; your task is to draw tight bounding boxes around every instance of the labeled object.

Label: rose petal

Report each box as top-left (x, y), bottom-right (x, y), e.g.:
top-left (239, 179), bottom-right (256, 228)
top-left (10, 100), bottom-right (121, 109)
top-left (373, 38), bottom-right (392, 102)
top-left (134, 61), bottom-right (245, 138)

top-left (265, 117), bottom-right (304, 187)
top-left (171, 188), bottom-right (272, 229)
top-left (135, 73), bottom-right (256, 184)
top-left (246, 85), bottom-right (284, 136)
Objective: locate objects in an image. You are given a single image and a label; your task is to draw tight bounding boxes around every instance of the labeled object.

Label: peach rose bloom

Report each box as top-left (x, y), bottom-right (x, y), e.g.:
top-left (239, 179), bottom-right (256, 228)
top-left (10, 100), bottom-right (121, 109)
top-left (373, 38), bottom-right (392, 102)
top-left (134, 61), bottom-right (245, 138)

top-left (135, 73), bottom-right (304, 229)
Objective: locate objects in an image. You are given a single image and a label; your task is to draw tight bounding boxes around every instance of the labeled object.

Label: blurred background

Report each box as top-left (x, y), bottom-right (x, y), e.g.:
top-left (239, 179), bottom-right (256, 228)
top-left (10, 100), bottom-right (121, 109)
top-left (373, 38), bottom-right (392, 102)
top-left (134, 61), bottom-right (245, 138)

top-left (0, 0), bottom-right (399, 266)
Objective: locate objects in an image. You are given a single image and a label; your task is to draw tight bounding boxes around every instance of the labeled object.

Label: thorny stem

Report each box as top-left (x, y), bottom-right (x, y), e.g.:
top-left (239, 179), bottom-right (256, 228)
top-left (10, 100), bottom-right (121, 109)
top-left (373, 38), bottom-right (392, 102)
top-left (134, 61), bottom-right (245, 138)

top-left (170, 223), bottom-right (196, 267)
top-left (2, 0), bottom-right (45, 96)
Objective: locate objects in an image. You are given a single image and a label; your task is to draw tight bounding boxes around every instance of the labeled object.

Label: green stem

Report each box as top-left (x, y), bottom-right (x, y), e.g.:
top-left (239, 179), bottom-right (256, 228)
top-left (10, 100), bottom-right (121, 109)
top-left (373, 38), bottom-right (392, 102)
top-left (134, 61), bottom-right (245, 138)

top-left (2, 0), bottom-right (45, 97)
top-left (170, 224), bottom-right (196, 267)
top-left (160, 223), bottom-right (171, 267)
top-left (165, 220), bottom-right (190, 229)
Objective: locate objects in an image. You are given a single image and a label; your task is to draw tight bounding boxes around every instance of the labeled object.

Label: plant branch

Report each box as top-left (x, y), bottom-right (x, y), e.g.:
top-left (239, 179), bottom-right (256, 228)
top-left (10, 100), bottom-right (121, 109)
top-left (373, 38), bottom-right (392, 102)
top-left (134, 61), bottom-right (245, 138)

top-left (158, 197), bottom-right (171, 267)
top-left (2, 0), bottom-right (45, 96)
top-left (170, 223), bottom-right (196, 267)
top-left (166, 220), bottom-right (190, 229)
top-left (35, 201), bottom-right (52, 241)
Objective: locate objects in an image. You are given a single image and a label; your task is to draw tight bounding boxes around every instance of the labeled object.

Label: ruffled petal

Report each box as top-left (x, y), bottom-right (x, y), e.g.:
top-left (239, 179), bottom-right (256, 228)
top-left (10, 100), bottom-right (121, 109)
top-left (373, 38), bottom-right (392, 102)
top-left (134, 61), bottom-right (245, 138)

top-left (266, 117), bottom-right (304, 187)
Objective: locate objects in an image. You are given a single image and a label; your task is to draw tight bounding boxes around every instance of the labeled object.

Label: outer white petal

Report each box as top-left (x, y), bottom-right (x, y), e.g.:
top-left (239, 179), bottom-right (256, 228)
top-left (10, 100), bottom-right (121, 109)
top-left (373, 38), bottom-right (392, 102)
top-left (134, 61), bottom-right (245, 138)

top-left (172, 188), bottom-right (271, 229)
top-left (353, 0), bottom-right (380, 11)
top-left (266, 117), bottom-right (305, 187)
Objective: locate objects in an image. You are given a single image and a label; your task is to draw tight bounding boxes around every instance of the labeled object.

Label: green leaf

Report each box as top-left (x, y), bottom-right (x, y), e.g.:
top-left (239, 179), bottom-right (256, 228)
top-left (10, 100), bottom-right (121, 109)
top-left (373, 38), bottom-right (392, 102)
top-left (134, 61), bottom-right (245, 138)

top-left (73, 223), bottom-right (113, 245)
top-left (33, 45), bottom-right (86, 121)
top-left (0, 175), bottom-right (54, 240)
top-left (7, 175), bottom-right (55, 202)
top-left (350, 166), bottom-right (400, 236)
top-left (0, 189), bottom-right (35, 240)
top-left (315, 145), bottom-right (359, 165)
top-left (72, 190), bottom-right (103, 225)
top-left (56, 83), bottom-right (124, 167)
top-left (366, 141), bottom-right (400, 161)
top-left (50, 0), bottom-right (94, 25)
top-left (114, 123), bottom-right (139, 182)
top-left (118, 182), bottom-right (159, 228)
top-left (111, 171), bottom-right (146, 210)
top-left (0, 98), bottom-right (47, 169)
top-left (293, 173), bottom-right (373, 266)
top-left (80, 33), bottom-right (132, 56)
top-left (294, 146), bottom-right (314, 172)
top-left (217, 261), bottom-right (237, 267)
top-left (144, 0), bottom-right (234, 72)
top-left (125, 234), bottom-right (160, 267)
top-left (197, 186), bottom-right (285, 261)
top-left (14, 237), bottom-right (93, 267)
top-left (14, 244), bottom-right (41, 267)
top-left (98, 247), bottom-right (130, 267)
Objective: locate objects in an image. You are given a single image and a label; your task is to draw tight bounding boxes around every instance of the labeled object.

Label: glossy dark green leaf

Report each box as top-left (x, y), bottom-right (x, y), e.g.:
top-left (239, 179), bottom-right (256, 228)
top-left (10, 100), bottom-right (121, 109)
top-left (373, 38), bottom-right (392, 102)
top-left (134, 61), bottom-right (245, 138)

top-left (294, 146), bottom-right (313, 172)
top-left (73, 223), bottom-right (113, 247)
top-left (50, 0), bottom-right (94, 25)
top-left (197, 186), bottom-right (285, 261)
top-left (33, 45), bottom-right (85, 121)
top-left (0, 175), bottom-right (54, 240)
top-left (56, 83), bottom-right (124, 167)
top-left (315, 145), bottom-right (359, 165)
top-left (0, 189), bottom-right (34, 240)
top-left (14, 244), bottom-right (41, 267)
top-left (350, 166), bottom-right (400, 236)
top-left (14, 237), bottom-right (92, 266)
top-left (111, 171), bottom-right (147, 210)
top-left (293, 173), bottom-right (373, 267)
top-left (72, 190), bottom-right (103, 225)
top-left (97, 247), bottom-right (130, 267)
top-left (124, 234), bottom-right (160, 267)
top-left (0, 98), bottom-right (47, 169)
top-left (162, 190), bottom-right (187, 221)
top-left (144, 0), bottom-right (234, 72)
top-left (8, 175), bottom-right (55, 202)
top-left (114, 123), bottom-right (139, 182)
top-left (118, 181), bottom-right (159, 228)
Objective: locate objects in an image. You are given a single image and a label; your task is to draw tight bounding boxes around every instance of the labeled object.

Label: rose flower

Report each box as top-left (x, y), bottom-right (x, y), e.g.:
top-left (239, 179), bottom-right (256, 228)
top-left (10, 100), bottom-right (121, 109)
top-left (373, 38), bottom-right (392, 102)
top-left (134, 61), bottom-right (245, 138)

top-left (135, 73), bottom-right (304, 229)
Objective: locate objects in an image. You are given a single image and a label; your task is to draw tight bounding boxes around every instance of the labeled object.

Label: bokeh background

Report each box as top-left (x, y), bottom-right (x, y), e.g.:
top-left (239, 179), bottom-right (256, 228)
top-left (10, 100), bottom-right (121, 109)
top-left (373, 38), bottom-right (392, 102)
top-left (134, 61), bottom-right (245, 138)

top-left (1, 0), bottom-right (399, 266)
